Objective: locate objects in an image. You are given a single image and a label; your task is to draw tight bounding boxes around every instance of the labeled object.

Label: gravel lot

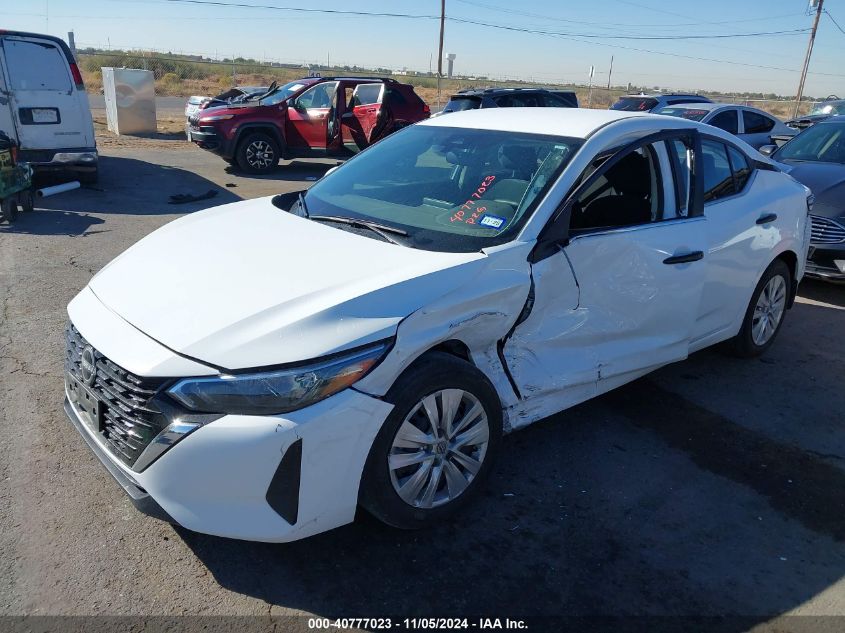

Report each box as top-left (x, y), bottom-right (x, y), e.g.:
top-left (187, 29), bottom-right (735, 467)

top-left (1, 142), bottom-right (845, 627)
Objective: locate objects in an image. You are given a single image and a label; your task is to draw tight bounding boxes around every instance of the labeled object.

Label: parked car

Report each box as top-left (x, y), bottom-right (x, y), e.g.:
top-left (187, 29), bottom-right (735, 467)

top-left (610, 93), bottom-right (712, 112)
top-left (0, 31), bottom-right (97, 183)
top-left (655, 103), bottom-right (794, 149)
top-left (188, 76), bottom-right (430, 173)
top-left (784, 97), bottom-right (845, 133)
top-left (436, 87), bottom-right (577, 115)
top-left (65, 108), bottom-right (810, 542)
top-left (184, 85), bottom-right (269, 139)
top-left (760, 116), bottom-right (845, 281)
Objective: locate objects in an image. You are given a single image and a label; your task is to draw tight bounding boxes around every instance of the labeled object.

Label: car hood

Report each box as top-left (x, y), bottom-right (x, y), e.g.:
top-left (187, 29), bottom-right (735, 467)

top-left (89, 197), bottom-right (486, 370)
top-left (777, 160), bottom-right (845, 219)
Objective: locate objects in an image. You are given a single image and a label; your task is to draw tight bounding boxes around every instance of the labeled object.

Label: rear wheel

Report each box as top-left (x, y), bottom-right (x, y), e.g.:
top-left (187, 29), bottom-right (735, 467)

top-left (1, 197), bottom-right (18, 223)
top-left (236, 132), bottom-right (280, 174)
top-left (360, 352), bottom-right (502, 530)
top-left (19, 190), bottom-right (34, 213)
top-left (727, 259), bottom-right (791, 357)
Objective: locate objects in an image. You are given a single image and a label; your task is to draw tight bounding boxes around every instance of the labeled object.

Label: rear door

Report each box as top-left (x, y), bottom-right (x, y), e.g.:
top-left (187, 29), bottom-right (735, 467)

top-left (0, 60), bottom-right (15, 138)
top-left (0, 35), bottom-right (92, 152)
top-left (740, 109), bottom-right (777, 148)
top-left (341, 83), bottom-right (383, 150)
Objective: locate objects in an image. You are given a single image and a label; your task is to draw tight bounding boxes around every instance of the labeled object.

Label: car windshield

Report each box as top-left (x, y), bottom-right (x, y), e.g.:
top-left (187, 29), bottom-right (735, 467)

top-left (611, 97), bottom-right (659, 111)
top-left (443, 97), bottom-right (481, 112)
top-left (303, 126), bottom-right (583, 252)
top-left (655, 107), bottom-right (709, 121)
top-left (260, 80), bottom-right (312, 106)
top-left (810, 102), bottom-right (844, 116)
top-left (775, 122), bottom-right (845, 164)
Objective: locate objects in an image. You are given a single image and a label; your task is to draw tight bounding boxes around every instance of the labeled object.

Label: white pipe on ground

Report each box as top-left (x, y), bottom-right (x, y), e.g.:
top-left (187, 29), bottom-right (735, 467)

top-left (36, 181), bottom-right (80, 198)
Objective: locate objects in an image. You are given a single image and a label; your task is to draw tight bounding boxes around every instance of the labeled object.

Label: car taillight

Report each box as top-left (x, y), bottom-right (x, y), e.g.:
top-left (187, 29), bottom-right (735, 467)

top-left (69, 62), bottom-right (84, 88)
top-left (423, 104), bottom-right (431, 115)
top-left (10, 146), bottom-right (18, 163)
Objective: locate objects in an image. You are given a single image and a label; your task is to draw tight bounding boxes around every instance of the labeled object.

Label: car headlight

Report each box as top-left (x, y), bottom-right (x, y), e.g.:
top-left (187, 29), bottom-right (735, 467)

top-left (199, 114), bottom-right (233, 122)
top-left (167, 341), bottom-right (391, 415)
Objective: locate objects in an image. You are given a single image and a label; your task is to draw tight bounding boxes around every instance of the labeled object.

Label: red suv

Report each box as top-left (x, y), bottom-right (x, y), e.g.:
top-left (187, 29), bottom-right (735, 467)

top-left (188, 76), bottom-right (430, 173)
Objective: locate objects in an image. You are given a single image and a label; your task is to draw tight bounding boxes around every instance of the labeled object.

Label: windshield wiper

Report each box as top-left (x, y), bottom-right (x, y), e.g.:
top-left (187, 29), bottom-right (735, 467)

top-left (297, 191), bottom-right (310, 218)
top-left (309, 215), bottom-right (408, 245)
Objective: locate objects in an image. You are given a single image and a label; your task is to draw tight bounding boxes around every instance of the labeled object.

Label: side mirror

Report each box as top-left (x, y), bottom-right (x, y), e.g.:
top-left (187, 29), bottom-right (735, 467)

top-left (324, 165), bottom-right (340, 178)
top-left (759, 144), bottom-right (777, 157)
top-left (529, 203), bottom-right (571, 263)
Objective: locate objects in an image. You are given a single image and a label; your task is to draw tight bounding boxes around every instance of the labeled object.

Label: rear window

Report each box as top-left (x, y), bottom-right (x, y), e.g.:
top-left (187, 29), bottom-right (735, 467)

top-left (4, 39), bottom-right (71, 91)
top-left (443, 97), bottom-right (480, 112)
top-left (656, 107), bottom-right (709, 121)
top-left (352, 84), bottom-right (382, 106)
top-left (611, 97), bottom-right (659, 112)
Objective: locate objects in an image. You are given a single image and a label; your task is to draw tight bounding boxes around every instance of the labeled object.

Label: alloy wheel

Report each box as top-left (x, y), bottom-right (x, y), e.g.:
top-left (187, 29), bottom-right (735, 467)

top-left (388, 389), bottom-right (490, 509)
top-left (245, 140), bottom-right (275, 169)
top-left (751, 274), bottom-right (787, 346)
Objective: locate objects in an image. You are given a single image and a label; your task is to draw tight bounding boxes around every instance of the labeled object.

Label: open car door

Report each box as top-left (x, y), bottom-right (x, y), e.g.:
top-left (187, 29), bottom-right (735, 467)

top-left (342, 83), bottom-right (387, 151)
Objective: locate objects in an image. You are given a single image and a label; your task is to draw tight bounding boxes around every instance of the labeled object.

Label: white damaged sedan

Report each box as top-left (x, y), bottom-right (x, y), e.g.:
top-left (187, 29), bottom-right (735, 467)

top-left (65, 109), bottom-right (811, 542)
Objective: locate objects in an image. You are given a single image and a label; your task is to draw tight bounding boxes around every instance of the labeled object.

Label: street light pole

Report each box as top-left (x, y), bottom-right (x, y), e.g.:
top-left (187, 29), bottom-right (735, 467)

top-left (794, 0), bottom-right (824, 118)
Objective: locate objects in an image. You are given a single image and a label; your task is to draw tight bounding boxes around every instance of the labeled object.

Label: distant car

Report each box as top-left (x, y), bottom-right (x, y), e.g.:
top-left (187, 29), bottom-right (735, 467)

top-left (436, 88), bottom-right (577, 116)
top-left (610, 93), bottom-right (711, 112)
top-left (784, 98), bottom-right (845, 133)
top-left (184, 86), bottom-right (269, 139)
top-left (188, 76), bottom-right (430, 173)
top-left (655, 103), bottom-right (794, 149)
top-left (761, 116), bottom-right (845, 282)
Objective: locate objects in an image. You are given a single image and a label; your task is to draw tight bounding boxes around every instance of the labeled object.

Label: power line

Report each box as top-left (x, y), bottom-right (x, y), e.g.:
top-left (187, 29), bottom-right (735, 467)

top-left (825, 9), bottom-right (845, 35)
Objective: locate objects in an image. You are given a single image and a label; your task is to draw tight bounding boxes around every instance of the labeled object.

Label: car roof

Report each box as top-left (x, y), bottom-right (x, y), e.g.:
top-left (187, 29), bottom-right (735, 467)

top-left (620, 93), bottom-right (705, 99)
top-left (658, 102), bottom-right (725, 111)
top-left (420, 107), bottom-right (648, 138)
top-left (451, 87), bottom-right (550, 97)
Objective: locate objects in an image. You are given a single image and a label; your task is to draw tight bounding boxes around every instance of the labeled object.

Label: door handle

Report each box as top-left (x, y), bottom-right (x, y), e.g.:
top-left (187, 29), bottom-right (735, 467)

top-left (756, 213), bottom-right (778, 225)
top-left (663, 251), bottom-right (704, 265)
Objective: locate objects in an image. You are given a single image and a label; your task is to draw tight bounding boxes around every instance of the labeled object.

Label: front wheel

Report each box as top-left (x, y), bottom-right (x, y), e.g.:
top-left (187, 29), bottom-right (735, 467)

top-left (727, 259), bottom-right (791, 357)
top-left (360, 352), bottom-right (502, 530)
top-left (235, 132), bottom-right (280, 174)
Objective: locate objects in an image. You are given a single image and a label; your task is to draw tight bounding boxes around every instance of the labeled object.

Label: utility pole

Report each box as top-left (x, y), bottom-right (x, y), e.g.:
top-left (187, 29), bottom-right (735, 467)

top-left (437, 0), bottom-right (446, 108)
top-left (794, 0), bottom-right (824, 118)
top-left (607, 55), bottom-right (614, 91)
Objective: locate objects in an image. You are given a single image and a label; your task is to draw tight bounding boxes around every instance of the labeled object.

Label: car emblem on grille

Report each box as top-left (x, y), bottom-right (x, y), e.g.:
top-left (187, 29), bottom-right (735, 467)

top-left (80, 345), bottom-right (97, 386)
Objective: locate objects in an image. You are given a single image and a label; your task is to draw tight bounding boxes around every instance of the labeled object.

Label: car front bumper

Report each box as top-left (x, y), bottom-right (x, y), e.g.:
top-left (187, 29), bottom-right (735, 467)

top-left (806, 242), bottom-right (845, 282)
top-left (65, 376), bottom-right (393, 542)
top-left (65, 288), bottom-right (394, 543)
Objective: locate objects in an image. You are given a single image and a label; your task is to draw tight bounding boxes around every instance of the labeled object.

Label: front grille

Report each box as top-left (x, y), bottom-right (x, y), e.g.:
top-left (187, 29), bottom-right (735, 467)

top-left (65, 324), bottom-right (169, 468)
top-left (810, 215), bottom-right (845, 244)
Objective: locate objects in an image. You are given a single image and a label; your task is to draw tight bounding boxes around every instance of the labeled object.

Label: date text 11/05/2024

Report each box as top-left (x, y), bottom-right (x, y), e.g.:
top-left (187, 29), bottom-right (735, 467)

top-left (307, 618), bottom-right (529, 630)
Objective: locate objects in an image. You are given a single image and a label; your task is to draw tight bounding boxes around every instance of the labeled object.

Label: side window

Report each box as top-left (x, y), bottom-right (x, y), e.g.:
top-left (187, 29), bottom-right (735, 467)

top-left (727, 146), bottom-right (752, 192)
top-left (743, 110), bottom-right (775, 134)
top-left (351, 84), bottom-right (382, 107)
top-left (569, 144), bottom-right (662, 231)
top-left (666, 139), bottom-right (692, 216)
top-left (708, 110), bottom-right (739, 135)
top-left (4, 39), bottom-right (71, 91)
top-left (541, 93), bottom-right (568, 107)
top-left (296, 82), bottom-right (337, 109)
top-left (701, 140), bottom-right (735, 202)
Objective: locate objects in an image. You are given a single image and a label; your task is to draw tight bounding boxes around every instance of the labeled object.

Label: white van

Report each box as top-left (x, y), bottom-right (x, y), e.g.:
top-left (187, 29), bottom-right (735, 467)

top-left (0, 31), bottom-right (97, 183)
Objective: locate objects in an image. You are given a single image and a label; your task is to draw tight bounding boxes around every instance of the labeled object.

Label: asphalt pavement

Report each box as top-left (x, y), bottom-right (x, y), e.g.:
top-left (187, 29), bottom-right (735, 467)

top-left (1, 143), bottom-right (845, 628)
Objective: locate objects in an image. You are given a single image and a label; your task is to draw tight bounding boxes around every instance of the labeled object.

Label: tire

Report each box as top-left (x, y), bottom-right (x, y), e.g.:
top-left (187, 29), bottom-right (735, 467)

top-left (1, 197), bottom-right (18, 223)
top-left (360, 352), bottom-right (502, 530)
top-left (19, 189), bottom-right (34, 213)
top-left (235, 132), bottom-right (280, 174)
top-left (727, 258), bottom-right (791, 358)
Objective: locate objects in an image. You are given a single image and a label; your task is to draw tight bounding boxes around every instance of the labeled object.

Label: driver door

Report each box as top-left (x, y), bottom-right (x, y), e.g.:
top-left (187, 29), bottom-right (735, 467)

top-left (504, 131), bottom-right (708, 412)
top-left (285, 81), bottom-right (338, 150)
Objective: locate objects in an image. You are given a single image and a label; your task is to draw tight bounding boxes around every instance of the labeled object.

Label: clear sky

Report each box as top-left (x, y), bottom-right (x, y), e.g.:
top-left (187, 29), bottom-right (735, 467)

top-left (4, 0), bottom-right (845, 97)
